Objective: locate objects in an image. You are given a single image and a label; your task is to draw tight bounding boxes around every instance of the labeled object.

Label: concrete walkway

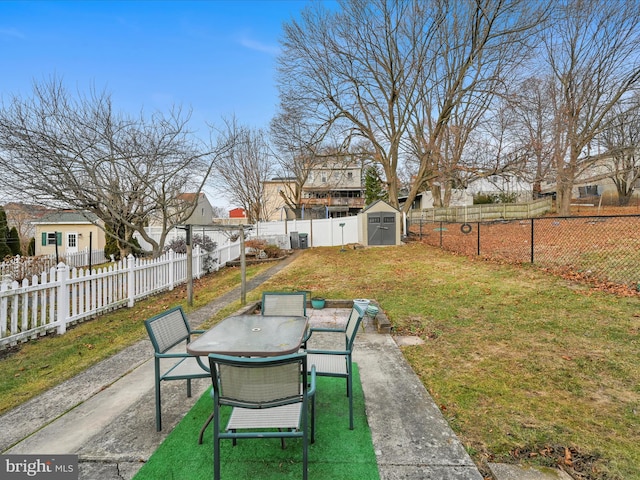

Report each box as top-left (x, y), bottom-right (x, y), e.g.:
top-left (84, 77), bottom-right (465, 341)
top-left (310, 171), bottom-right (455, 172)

top-left (0, 253), bottom-right (485, 479)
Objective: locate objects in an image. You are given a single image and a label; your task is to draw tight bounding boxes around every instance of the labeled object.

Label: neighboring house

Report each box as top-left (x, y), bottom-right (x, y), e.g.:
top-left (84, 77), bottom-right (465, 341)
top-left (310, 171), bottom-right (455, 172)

top-left (32, 210), bottom-right (106, 257)
top-left (175, 192), bottom-right (214, 225)
top-left (302, 160), bottom-right (365, 217)
top-left (399, 190), bottom-right (474, 211)
top-left (229, 207), bottom-right (247, 219)
top-left (465, 174), bottom-right (533, 202)
top-left (138, 192), bottom-right (216, 251)
top-left (262, 177), bottom-right (297, 221)
top-left (146, 192), bottom-right (215, 229)
top-left (540, 152), bottom-right (640, 203)
top-left (262, 161), bottom-right (366, 220)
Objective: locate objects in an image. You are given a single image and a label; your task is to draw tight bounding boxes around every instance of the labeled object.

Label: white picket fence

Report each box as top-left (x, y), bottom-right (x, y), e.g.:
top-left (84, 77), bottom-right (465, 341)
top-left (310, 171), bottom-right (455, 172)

top-left (0, 249), bottom-right (109, 282)
top-left (47, 248), bottom-right (109, 269)
top-left (0, 242), bottom-right (241, 349)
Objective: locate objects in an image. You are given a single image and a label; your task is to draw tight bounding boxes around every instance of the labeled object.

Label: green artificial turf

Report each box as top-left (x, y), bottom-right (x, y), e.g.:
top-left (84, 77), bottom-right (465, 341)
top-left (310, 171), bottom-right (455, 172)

top-left (134, 365), bottom-right (379, 480)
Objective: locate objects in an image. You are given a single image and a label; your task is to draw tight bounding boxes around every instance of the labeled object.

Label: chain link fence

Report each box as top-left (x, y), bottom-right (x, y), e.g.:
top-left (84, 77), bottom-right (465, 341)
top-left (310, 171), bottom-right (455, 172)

top-left (409, 215), bottom-right (640, 287)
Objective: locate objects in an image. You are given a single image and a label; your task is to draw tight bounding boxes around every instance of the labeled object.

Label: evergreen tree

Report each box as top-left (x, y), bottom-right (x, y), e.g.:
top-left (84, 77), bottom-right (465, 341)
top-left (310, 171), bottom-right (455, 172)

top-left (28, 237), bottom-right (35, 256)
top-left (8, 227), bottom-right (21, 255)
top-left (0, 207), bottom-right (11, 258)
top-left (364, 165), bottom-right (388, 205)
top-left (104, 223), bottom-right (121, 260)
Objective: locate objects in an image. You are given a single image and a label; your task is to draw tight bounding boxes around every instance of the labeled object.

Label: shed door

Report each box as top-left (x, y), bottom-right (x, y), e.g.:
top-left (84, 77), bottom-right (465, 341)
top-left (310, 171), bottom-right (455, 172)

top-left (66, 233), bottom-right (78, 254)
top-left (367, 213), bottom-right (396, 245)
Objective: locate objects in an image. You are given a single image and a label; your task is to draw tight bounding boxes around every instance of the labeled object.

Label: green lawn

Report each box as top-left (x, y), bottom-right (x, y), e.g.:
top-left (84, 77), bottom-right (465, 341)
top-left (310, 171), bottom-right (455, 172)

top-left (1, 243), bottom-right (638, 479)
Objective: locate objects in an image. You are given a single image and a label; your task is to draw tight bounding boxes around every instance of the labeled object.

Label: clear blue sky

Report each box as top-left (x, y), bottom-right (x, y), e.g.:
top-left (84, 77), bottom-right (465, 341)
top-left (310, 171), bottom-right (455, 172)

top-left (0, 0), bottom-right (314, 135)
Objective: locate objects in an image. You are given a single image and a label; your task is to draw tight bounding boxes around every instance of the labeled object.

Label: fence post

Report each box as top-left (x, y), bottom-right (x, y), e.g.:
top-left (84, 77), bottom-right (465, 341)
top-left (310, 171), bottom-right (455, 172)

top-left (194, 245), bottom-right (202, 278)
top-left (530, 218), bottom-right (534, 263)
top-left (56, 263), bottom-right (69, 334)
top-left (127, 254), bottom-right (136, 308)
top-left (0, 277), bottom-right (9, 338)
top-left (168, 249), bottom-right (175, 290)
top-left (477, 222), bottom-right (481, 256)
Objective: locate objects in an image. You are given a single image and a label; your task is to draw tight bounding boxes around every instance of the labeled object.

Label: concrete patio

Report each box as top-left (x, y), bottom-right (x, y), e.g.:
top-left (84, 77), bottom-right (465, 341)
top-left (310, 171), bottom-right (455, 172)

top-left (0, 302), bottom-right (483, 479)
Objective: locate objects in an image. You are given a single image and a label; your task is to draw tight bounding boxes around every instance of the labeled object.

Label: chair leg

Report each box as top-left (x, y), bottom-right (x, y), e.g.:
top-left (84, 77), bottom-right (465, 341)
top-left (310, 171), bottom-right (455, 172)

top-left (311, 396), bottom-right (316, 444)
top-left (302, 420), bottom-right (308, 480)
top-left (214, 408), bottom-right (221, 480)
top-left (348, 373), bottom-right (354, 430)
top-left (155, 377), bottom-right (162, 432)
top-left (187, 378), bottom-right (192, 398)
top-left (198, 412), bottom-right (214, 445)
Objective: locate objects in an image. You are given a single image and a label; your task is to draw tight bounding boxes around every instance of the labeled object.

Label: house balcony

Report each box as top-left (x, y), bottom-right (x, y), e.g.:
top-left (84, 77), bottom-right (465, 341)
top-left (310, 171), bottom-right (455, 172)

top-left (300, 197), bottom-right (365, 209)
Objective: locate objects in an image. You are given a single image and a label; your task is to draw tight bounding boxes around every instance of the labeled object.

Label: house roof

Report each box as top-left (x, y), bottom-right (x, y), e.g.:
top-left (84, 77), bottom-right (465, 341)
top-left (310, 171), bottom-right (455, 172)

top-left (32, 210), bottom-right (100, 225)
top-left (176, 192), bottom-right (206, 202)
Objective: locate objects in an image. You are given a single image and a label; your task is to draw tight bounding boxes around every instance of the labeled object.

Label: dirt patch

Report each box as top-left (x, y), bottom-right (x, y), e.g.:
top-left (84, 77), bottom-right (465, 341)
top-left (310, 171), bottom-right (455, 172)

top-left (507, 444), bottom-right (606, 480)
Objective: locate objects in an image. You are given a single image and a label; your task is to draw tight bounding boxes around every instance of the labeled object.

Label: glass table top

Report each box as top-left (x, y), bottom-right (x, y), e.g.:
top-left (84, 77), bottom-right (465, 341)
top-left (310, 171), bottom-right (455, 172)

top-left (187, 314), bottom-right (308, 357)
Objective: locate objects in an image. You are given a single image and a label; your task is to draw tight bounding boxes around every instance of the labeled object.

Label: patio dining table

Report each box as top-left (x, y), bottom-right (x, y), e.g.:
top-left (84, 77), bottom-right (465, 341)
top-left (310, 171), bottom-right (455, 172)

top-left (187, 314), bottom-right (309, 357)
top-left (186, 314), bottom-right (309, 444)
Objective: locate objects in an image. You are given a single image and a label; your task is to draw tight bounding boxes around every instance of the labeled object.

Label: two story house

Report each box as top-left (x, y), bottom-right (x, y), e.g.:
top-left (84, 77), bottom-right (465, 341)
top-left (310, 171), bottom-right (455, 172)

top-left (262, 161), bottom-right (366, 220)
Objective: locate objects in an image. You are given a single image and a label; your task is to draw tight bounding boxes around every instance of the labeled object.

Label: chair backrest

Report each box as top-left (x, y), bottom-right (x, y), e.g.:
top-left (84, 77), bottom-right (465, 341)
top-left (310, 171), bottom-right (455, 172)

top-left (209, 353), bottom-right (308, 409)
top-left (344, 306), bottom-right (365, 351)
top-left (261, 291), bottom-right (307, 317)
top-left (145, 306), bottom-right (192, 354)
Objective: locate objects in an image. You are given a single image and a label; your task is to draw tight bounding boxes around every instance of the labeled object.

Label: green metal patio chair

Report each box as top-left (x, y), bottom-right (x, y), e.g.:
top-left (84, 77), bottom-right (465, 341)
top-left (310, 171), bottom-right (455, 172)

top-left (261, 291), bottom-right (307, 317)
top-left (303, 305), bottom-right (365, 429)
top-left (144, 306), bottom-right (209, 431)
top-left (208, 352), bottom-right (316, 480)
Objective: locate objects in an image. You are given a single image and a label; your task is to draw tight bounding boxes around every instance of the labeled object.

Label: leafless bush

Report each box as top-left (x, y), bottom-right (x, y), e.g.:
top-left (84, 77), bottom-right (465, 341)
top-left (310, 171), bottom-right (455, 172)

top-left (0, 255), bottom-right (56, 283)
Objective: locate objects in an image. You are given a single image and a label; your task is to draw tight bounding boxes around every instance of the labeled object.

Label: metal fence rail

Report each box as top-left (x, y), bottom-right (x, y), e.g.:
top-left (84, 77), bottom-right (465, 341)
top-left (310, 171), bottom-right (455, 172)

top-left (410, 215), bottom-right (640, 287)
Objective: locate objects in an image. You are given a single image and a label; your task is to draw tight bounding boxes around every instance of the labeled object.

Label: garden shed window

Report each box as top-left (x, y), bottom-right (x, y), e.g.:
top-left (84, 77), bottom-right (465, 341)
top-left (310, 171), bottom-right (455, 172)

top-left (42, 232), bottom-right (62, 246)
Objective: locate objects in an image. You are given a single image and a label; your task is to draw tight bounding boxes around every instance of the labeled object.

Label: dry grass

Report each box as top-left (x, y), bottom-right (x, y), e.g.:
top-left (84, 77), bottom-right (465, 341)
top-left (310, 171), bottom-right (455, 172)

top-left (257, 244), bottom-right (640, 479)
top-left (2, 245), bottom-right (638, 478)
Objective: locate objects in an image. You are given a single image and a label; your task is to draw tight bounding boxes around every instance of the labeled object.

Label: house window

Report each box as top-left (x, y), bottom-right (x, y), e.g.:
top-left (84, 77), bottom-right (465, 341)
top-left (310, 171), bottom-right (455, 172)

top-left (47, 233), bottom-right (58, 245)
top-left (321, 174), bottom-right (327, 183)
top-left (347, 172), bottom-right (353, 181)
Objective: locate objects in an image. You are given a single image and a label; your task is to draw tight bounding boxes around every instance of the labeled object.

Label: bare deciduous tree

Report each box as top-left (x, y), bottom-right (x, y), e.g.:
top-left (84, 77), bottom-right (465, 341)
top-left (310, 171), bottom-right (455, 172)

top-left (278, 0), bottom-right (547, 212)
top-left (278, 0), bottom-right (437, 210)
top-left (0, 78), bottom-right (225, 257)
top-left (599, 96), bottom-right (640, 205)
top-left (542, 0), bottom-right (640, 215)
top-left (269, 102), bottom-right (326, 212)
top-left (504, 76), bottom-right (558, 197)
top-left (212, 117), bottom-right (274, 223)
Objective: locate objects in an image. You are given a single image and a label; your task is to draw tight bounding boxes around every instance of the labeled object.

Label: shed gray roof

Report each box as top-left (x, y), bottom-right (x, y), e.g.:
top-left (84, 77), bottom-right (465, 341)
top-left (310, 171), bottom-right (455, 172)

top-left (362, 199), bottom-right (400, 212)
top-left (32, 210), bottom-right (100, 225)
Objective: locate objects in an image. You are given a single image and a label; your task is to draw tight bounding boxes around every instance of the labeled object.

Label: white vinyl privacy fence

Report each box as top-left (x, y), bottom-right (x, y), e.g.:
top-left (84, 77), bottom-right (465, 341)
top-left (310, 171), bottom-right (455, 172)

top-left (252, 216), bottom-right (359, 248)
top-left (0, 242), bottom-right (241, 349)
